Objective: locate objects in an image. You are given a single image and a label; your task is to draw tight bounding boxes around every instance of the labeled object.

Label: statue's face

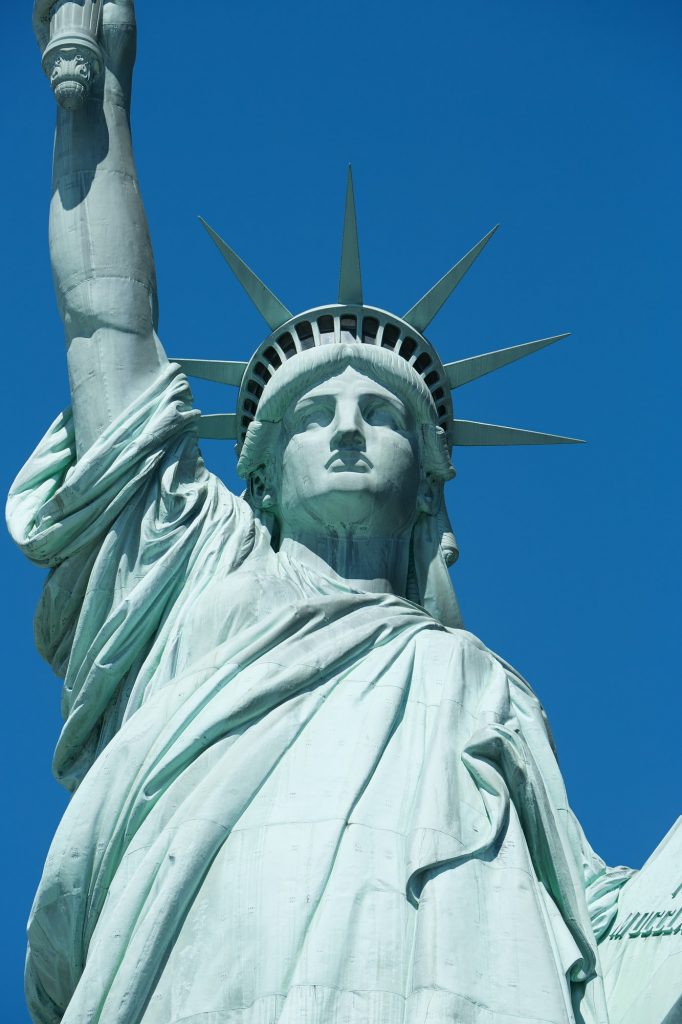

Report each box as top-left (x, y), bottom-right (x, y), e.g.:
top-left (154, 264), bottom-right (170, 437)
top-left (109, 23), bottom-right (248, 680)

top-left (275, 366), bottom-right (424, 538)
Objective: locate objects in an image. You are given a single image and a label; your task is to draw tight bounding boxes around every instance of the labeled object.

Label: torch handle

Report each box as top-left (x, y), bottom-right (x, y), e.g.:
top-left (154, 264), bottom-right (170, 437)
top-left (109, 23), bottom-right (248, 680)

top-left (36, 1), bottom-right (104, 110)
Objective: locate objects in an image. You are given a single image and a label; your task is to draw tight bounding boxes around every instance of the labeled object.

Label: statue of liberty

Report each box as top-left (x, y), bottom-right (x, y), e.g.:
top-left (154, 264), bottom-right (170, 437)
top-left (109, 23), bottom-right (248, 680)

top-left (8, 2), bottom-right (680, 1023)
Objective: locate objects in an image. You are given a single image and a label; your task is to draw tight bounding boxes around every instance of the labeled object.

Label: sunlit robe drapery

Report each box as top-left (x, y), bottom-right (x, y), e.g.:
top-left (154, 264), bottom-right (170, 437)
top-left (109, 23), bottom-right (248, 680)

top-left (7, 365), bottom-right (631, 1024)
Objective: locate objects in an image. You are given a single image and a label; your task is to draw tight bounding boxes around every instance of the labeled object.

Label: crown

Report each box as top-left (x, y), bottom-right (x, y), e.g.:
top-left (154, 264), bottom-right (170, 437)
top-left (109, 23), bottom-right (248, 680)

top-left (174, 169), bottom-right (581, 451)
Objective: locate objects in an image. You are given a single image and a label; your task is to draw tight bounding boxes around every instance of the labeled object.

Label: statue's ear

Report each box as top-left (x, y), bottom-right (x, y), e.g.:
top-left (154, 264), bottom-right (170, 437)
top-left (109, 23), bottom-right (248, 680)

top-left (248, 466), bottom-right (277, 510)
top-left (411, 488), bottom-right (463, 628)
top-left (417, 472), bottom-right (440, 516)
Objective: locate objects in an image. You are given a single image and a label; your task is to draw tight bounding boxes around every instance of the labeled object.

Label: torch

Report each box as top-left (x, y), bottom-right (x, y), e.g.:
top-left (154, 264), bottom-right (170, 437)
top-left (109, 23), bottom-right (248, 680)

top-left (41, 0), bottom-right (104, 111)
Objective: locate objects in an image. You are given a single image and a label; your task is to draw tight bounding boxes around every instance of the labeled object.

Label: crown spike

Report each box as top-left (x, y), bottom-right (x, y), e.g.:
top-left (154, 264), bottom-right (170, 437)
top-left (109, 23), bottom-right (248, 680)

top-left (403, 225), bottom-right (499, 333)
top-left (451, 420), bottom-right (583, 446)
top-left (199, 217), bottom-right (292, 331)
top-left (196, 414), bottom-right (238, 440)
top-left (445, 333), bottom-right (570, 390)
top-left (173, 358), bottom-right (247, 387)
top-left (338, 166), bottom-right (363, 305)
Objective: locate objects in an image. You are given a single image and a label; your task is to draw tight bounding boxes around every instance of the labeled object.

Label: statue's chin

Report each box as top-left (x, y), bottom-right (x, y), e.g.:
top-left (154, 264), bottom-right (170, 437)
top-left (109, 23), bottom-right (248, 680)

top-left (323, 470), bottom-right (376, 487)
top-left (281, 482), bottom-right (415, 539)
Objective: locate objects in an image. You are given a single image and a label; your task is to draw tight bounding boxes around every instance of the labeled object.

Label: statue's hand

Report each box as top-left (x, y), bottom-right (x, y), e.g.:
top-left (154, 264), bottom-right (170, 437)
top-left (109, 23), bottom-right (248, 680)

top-left (33, 0), bottom-right (137, 87)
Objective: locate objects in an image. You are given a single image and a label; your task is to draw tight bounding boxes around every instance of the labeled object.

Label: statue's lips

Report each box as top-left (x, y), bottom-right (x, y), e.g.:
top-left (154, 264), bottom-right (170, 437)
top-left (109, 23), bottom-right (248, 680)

top-left (325, 450), bottom-right (372, 472)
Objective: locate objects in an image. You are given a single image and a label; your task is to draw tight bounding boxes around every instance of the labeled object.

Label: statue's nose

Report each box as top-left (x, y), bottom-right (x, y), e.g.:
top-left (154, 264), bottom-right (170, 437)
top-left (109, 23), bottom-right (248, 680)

top-left (331, 401), bottom-right (365, 449)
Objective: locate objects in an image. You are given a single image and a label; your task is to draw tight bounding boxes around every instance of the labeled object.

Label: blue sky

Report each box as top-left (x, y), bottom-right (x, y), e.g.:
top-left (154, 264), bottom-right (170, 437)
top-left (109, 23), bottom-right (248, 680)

top-left (1, 0), bottom-right (680, 1017)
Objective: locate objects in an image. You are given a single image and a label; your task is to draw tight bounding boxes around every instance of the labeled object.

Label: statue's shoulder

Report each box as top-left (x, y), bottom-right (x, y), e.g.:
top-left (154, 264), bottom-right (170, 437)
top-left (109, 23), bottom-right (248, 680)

top-left (423, 625), bottom-right (545, 704)
top-left (414, 624), bottom-right (509, 678)
top-left (193, 563), bottom-right (297, 610)
top-left (435, 625), bottom-right (505, 666)
top-left (455, 629), bottom-right (537, 689)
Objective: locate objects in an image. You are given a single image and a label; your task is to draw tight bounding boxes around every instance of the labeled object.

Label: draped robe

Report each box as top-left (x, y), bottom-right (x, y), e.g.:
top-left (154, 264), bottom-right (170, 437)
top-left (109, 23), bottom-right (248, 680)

top-left (7, 366), bottom-right (631, 1024)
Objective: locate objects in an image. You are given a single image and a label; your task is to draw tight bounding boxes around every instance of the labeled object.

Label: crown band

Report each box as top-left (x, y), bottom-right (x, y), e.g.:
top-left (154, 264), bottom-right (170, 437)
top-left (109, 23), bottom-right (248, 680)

top-left (237, 305), bottom-right (452, 448)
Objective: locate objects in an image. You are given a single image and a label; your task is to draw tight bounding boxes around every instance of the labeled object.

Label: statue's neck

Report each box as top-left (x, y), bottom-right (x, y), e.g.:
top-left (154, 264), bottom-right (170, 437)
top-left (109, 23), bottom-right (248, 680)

top-left (278, 531), bottom-right (412, 597)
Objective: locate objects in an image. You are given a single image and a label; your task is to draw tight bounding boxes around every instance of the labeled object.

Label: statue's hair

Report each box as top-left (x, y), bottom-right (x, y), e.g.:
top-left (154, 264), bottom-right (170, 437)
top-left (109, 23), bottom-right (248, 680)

top-left (237, 343), bottom-right (455, 483)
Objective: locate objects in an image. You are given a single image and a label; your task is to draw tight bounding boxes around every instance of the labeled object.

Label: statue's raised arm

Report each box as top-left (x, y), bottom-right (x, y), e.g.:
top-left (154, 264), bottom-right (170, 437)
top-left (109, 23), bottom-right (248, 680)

top-left (34, 0), bottom-right (167, 455)
top-left (10, 4), bottom-right (258, 800)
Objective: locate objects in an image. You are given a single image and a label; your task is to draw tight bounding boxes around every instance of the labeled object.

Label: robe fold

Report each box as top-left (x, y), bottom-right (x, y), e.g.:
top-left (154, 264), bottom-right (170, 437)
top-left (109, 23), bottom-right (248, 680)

top-left (7, 365), bottom-right (631, 1024)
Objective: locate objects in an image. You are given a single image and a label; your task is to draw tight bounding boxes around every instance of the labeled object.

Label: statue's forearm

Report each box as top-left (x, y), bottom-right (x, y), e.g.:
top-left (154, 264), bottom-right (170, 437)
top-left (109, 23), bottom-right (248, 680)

top-left (51, 77), bottom-right (158, 335)
top-left (50, 65), bottom-right (167, 454)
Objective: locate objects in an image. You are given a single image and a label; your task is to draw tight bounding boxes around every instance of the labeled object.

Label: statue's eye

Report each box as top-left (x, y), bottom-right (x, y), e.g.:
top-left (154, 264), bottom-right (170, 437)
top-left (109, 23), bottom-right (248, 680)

top-left (363, 399), bottom-right (406, 430)
top-left (292, 401), bottom-right (334, 431)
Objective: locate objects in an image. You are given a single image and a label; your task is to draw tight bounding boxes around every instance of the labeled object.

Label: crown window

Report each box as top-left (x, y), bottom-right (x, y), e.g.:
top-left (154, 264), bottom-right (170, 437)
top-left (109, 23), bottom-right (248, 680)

top-left (263, 347), bottom-right (282, 369)
top-left (340, 315), bottom-right (357, 336)
top-left (381, 324), bottom-right (400, 349)
top-left (362, 317), bottom-right (379, 342)
top-left (295, 322), bottom-right (315, 350)
top-left (400, 337), bottom-right (417, 360)
top-left (278, 332), bottom-right (297, 357)
top-left (413, 352), bottom-right (432, 373)
top-left (317, 315), bottom-right (334, 338)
